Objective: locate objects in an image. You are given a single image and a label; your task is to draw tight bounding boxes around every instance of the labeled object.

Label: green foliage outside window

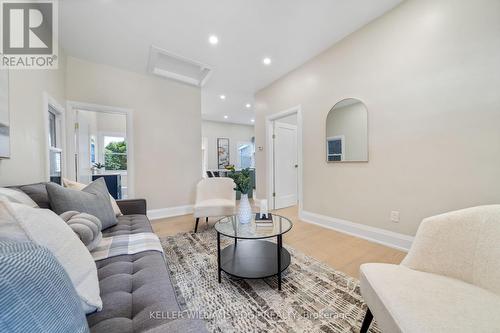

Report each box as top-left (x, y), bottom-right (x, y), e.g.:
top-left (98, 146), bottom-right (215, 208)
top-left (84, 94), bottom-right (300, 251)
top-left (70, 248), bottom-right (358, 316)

top-left (104, 141), bottom-right (127, 171)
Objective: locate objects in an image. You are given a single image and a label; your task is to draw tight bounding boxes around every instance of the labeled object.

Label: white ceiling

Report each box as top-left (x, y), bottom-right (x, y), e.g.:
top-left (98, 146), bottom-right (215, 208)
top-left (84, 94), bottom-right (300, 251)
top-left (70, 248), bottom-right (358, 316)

top-left (60, 0), bottom-right (403, 125)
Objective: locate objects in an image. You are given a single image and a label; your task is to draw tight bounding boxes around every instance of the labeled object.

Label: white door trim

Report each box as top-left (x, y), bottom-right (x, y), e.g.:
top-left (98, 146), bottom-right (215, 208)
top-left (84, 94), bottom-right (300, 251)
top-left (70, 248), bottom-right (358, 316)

top-left (265, 105), bottom-right (303, 212)
top-left (66, 101), bottom-right (135, 198)
top-left (275, 122), bottom-right (297, 130)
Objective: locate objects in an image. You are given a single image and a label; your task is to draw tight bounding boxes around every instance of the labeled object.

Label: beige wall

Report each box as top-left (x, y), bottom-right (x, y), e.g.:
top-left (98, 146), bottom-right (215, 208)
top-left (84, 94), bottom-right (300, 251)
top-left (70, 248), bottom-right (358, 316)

top-left (255, 0), bottom-right (500, 236)
top-left (202, 120), bottom-right (254, 170)
top-left (326, 101), bottom-right (368, 161)
top-left (66, 57), bottom-right (201, 209)
top-left (0, 50), bottom-right (66, 186)
top-left (97, 112), bottom-right (126, 134)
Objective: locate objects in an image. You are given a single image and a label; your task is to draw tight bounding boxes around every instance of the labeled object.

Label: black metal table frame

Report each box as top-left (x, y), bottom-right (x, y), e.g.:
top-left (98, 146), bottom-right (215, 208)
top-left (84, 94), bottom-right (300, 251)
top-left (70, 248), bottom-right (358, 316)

top-left (216, 231), bottom-right (289, 291)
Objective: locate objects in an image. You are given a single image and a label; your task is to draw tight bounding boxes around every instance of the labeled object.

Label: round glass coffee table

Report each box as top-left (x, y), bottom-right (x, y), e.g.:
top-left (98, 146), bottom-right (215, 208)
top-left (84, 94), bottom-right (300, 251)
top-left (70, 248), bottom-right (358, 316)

top-left (214, 213), bottom-right (293, 290)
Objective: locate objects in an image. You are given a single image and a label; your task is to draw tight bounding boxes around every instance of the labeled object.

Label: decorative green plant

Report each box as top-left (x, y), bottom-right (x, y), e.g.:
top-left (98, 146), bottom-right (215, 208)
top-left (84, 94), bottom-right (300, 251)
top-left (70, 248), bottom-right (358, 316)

top-left (228, 168), bottom-right (252, 195)
top-left (93, 162), bottom-right (105, 169)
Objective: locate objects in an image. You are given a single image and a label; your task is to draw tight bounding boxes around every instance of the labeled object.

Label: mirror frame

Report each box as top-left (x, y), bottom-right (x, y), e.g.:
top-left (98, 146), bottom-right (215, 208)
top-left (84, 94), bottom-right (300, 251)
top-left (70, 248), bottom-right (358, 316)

top-left (325, 97), bottom-right (368, 163)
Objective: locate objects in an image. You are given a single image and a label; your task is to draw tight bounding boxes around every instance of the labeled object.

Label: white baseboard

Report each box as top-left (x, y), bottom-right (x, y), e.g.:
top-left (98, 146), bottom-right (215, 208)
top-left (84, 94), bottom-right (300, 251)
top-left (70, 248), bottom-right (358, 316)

top-left (299, 210), bottom-right (414, 252)
top-left (147, 205), bottom-right (194, 220)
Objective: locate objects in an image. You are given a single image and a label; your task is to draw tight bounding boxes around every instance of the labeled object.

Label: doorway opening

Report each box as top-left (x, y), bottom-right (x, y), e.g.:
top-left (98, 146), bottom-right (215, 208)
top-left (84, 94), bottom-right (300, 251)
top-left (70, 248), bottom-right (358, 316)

top-left (237, 141), bottom-right (255, 169)
top-left (67, 102), bottom-right (134, 199)
top-left (266, 106), bottom-right (302, 210)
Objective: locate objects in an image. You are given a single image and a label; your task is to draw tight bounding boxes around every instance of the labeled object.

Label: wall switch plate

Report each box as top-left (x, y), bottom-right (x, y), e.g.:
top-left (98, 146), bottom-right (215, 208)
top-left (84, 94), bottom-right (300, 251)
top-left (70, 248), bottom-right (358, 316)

top-left (390, 211), bottom-right (400, 223)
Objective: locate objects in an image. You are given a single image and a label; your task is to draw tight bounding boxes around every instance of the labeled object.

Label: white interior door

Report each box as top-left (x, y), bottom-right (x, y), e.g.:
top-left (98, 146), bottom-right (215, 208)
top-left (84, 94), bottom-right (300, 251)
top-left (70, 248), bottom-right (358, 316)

top-left (273, 121), bottom-right (298, 209)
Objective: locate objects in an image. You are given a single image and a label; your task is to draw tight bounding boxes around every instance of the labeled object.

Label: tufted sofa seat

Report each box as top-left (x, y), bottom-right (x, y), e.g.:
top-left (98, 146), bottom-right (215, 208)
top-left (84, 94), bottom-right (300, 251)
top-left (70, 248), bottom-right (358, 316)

top-left (87, 251), bottom-right (203, 333)
top-left (103, 215), bottom-right (153, 237)
top-left (10, 182), bottom-right (208, 333)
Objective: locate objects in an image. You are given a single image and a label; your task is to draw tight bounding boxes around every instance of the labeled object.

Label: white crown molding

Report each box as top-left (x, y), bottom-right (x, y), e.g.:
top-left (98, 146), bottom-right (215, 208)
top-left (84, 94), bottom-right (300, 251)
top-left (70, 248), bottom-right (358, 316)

top-left (299, 210), bottom-right (414, 252)
top-left (147, 205), bottom-right (194, 221)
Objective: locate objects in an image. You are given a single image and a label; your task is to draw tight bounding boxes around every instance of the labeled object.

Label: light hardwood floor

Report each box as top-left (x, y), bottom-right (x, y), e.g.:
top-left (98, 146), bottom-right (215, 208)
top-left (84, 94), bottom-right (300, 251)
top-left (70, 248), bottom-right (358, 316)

top-left (151, 205), bottom-right (406, 278)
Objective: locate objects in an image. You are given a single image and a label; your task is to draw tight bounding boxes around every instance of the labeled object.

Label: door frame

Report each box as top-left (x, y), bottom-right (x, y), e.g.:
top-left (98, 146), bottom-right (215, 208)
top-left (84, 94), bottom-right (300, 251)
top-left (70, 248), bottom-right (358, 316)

top-left (66, 101), bottom-right (135, 198)
top-left (266, 105), bottom-right (303, 211)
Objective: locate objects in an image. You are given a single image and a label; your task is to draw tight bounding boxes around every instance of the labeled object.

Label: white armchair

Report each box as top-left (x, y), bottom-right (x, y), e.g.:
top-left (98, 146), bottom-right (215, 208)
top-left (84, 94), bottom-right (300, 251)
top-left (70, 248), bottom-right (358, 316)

top-left (360, 205), bottom-right (500, 333)
top-left (193, 178), bottom-right (236, 233)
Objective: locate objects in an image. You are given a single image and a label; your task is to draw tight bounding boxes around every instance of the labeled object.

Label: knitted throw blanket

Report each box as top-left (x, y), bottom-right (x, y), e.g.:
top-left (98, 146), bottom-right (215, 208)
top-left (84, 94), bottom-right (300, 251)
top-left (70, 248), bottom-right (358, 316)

top-left (91, 233), bottom-right (163, 261)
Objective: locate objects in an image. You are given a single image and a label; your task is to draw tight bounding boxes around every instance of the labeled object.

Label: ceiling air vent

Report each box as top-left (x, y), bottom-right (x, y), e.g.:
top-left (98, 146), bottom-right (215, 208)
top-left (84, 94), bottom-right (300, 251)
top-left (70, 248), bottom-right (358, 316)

top-left (147, 45), bottom-right (212, 87)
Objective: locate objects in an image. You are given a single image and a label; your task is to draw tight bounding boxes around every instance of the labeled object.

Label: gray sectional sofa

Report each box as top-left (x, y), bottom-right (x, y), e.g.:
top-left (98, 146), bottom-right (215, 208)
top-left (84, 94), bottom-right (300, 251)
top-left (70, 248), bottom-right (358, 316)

top-left (10, 183), bottom-right (207, 333)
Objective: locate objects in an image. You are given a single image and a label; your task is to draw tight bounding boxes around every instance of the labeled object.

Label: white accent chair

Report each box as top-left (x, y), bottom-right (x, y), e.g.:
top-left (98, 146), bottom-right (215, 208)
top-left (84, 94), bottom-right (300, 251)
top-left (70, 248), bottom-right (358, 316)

top-left (359, 205), bottom-right (500, 333)
top-left (193, 178), bottom-right (236, 233)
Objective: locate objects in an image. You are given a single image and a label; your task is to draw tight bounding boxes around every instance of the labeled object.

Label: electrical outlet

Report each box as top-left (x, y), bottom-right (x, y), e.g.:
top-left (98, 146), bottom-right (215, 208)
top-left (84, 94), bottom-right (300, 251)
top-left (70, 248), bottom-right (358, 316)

top-left (390, 211), bottom-right (400, 223)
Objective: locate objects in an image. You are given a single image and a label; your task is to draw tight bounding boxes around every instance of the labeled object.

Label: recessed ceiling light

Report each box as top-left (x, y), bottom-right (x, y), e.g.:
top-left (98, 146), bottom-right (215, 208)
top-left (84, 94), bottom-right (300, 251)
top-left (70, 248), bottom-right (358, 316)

top-left (208, 35), bottom-right (219, 45)
top-left (262, 57), bottom-right (272, 65)
top-left (251, 119), bottom-right (255, 123)
top-left (220, 95), bottom-right (226, 100)
top-left (224, 115), bottom-right (228, 119)
top-left (245, 103), bottom-right (251, 108)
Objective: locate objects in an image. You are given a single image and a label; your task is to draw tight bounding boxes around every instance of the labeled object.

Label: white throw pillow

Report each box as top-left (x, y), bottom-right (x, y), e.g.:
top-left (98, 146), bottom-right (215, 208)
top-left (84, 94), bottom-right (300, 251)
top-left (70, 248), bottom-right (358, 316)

top-left (0, 199), bottom-right (102, 314)
top-left (0, 187), bottom-right (39, 208)
top-left (63, 178), bottom-right (123, 216)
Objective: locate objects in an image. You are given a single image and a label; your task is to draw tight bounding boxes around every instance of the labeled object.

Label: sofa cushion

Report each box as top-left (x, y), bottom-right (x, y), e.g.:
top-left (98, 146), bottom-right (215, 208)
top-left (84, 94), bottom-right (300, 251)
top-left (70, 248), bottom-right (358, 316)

top-left (402, 205), bottom-right (500, 295)
top-left (61, 211), bottom-right (103, 251)
top-left (47, 178), bottom-right (118, 230)
top-left (87, 251), bottom-right (181, 333)
top-left (360, 263), bottom-right (500, 333)
top-left (194, 198), bottom-right (235, 218)
top-left (102, 215), bottom-right (153, 237)
top-left (0, 199), bottom-right (102, 314)
top-left (0, 241), bottom-right (89, 333)
top-left (63, 178), bottom-right (123, 217)
top-left (0, 187), bottom-right (39, 208)
top-left (8, 183), bottom-right (50, 209)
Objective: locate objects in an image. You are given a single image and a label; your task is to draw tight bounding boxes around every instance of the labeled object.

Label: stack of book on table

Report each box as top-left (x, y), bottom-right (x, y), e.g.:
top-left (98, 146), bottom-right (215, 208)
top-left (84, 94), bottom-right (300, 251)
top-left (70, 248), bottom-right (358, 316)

top-left (255, 213), bottom-right (273, 229)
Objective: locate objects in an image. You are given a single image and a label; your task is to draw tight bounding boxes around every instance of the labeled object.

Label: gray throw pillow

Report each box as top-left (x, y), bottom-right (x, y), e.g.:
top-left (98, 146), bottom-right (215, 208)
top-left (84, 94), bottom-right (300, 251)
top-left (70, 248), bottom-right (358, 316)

top-left (47, 178), bottom-right (118, 230)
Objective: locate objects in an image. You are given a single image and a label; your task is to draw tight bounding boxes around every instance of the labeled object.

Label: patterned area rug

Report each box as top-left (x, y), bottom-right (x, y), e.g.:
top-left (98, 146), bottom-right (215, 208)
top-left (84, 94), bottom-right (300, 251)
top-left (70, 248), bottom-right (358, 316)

top-left (160, 230), bottom-right (379, 333)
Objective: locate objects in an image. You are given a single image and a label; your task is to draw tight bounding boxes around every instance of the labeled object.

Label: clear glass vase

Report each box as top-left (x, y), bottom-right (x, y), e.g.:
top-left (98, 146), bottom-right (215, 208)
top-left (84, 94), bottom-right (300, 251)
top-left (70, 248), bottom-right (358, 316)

top-left (238, 194), bottom-right (252, 224)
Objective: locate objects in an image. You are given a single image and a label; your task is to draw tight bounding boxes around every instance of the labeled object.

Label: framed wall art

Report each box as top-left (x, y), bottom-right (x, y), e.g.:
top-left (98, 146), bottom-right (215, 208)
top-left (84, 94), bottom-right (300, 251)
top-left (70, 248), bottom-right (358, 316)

top-left (217, 138), bottom-right (229, 169)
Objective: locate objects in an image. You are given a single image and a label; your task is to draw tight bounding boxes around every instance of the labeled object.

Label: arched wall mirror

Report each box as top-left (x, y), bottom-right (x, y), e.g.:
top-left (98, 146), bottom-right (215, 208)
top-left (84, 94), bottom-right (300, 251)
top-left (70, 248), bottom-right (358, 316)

top-left (326, 98), bottom-right (368, 162)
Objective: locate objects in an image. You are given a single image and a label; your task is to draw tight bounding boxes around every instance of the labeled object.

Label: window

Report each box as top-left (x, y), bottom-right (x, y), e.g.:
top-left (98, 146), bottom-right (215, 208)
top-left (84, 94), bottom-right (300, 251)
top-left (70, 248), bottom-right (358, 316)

top-left (327, 136), bottom-right (344, 162)
top-left (49, 111), bottom-right (56, 148)
top-left (48, 105), bottom-right (63, 184)
top-left (237, 142), bottom-right (255, 169)
top-left (104, 136), bottom-right (127, 171)
top-left (90, 137), bottom-right (96, 163)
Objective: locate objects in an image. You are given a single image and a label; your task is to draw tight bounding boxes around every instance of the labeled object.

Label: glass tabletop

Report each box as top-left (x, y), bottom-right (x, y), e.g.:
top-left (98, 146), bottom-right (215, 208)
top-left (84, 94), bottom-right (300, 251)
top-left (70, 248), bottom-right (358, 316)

top-left (215, 213), bottom-right (293, 239)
